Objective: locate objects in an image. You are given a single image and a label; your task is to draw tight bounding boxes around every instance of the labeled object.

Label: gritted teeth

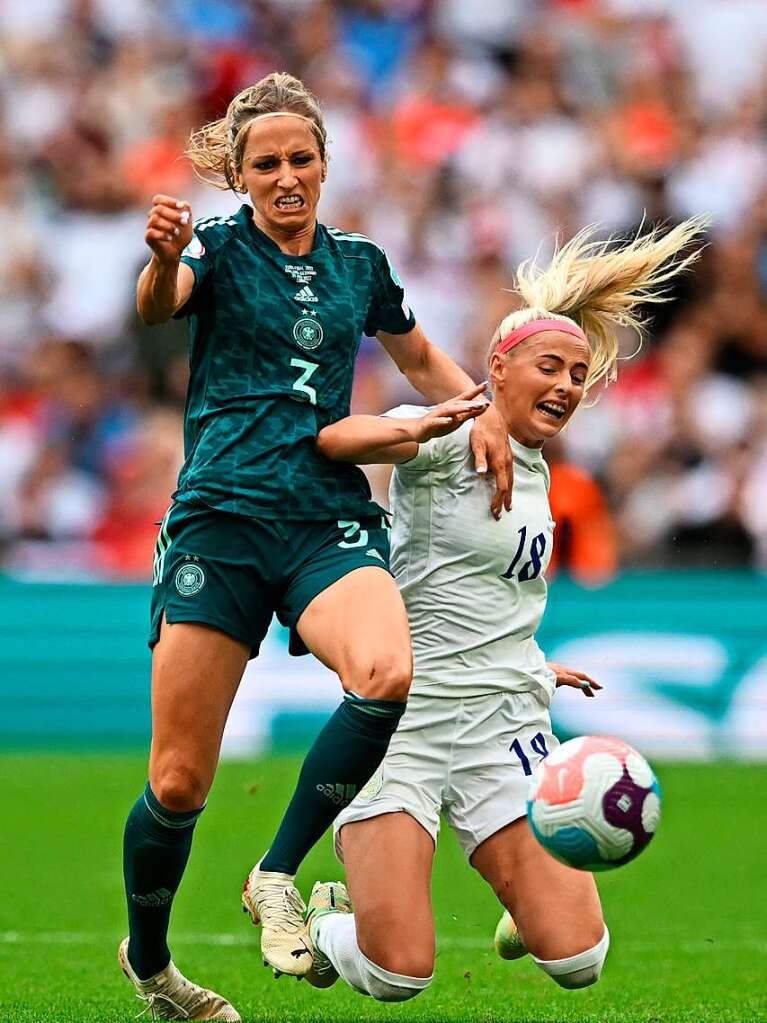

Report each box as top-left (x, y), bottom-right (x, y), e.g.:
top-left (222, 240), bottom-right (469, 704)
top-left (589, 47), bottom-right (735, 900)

top-left (276, 195), bottom-right (304, 208)
top-left (537, 401), bottom-right (567, 420)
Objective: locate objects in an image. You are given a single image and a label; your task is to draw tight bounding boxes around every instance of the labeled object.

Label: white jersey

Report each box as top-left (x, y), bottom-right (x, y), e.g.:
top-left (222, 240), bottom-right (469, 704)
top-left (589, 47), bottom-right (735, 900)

top-left (387, 406), bottom-right (557, 699)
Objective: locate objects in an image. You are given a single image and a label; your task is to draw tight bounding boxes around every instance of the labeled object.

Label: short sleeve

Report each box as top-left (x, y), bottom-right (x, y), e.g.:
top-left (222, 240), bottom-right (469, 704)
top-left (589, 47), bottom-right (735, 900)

top-left (384, 406), bottom-right (471, 472)
top-left (173, 231), bottom-right (214, 319)
top-left (364, 249), bottom-right (416, 336)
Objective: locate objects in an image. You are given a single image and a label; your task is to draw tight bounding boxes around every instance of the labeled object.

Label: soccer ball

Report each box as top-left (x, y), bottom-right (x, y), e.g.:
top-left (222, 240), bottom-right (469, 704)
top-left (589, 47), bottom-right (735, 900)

top-left (527, 735), bottom-right (661, 871)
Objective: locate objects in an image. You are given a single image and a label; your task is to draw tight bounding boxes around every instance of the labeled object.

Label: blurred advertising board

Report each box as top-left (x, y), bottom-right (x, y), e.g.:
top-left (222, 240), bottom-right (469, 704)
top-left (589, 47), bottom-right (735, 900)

top-left (0, 572), bottom-right (764, 759)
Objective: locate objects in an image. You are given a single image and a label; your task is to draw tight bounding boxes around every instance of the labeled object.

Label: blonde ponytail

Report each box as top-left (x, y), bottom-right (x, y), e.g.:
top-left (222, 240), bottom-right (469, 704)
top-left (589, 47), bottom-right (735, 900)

top-left (491, 216), bottom-right (709, 393)
top-left (186, 117), bottom-right (232, 188)
top-left (185, 72), bottom-right (327, 191)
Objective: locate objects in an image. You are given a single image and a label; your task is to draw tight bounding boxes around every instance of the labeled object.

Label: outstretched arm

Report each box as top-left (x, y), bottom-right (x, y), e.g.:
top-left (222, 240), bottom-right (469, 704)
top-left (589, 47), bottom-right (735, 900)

top-left (317, 387), bottom-right (488, 465)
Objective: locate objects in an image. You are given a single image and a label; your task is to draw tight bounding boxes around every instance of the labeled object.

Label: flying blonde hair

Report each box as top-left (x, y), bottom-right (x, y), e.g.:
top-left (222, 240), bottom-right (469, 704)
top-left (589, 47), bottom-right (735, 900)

top-left (489, 216), bottom-right (710, 395)
top-left (185, 72), bottom-right (327, 191)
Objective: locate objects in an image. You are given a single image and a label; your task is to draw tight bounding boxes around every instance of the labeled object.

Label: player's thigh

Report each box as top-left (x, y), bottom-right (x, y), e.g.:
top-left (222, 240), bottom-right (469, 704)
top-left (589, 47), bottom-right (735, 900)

top-left (340, 811), bottom-right (436, 977)
top-left (471, 817), bottom-right (604, 960)
top-left (149, 615), bottom-right (249, 810)
top-left (296, 566), bottom-right (412, 701)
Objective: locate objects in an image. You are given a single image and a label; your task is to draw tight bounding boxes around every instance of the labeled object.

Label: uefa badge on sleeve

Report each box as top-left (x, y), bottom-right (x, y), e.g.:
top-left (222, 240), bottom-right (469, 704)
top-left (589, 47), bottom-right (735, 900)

top-left (181, 235), bottom-right (205, 260)
top-left (174, 558), bottom-right (206, 597)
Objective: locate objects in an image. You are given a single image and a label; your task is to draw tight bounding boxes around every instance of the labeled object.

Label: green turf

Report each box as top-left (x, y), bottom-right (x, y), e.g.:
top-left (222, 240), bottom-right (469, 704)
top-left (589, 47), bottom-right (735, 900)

top-left (0, 755), bottom-right (763, 1022)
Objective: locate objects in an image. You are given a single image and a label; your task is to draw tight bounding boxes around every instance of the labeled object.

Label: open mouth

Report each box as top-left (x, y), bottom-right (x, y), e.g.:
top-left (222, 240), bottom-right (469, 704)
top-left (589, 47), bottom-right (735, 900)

top-left (536, 400), bottom-right (567, 422)
top-left (275, 195), bottom-right (304, 210)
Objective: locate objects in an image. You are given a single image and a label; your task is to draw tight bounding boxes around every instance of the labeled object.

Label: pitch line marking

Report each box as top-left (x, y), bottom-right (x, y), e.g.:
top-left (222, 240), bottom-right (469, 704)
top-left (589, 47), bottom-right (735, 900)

top-left (1, 932), bottom-right (765, 953)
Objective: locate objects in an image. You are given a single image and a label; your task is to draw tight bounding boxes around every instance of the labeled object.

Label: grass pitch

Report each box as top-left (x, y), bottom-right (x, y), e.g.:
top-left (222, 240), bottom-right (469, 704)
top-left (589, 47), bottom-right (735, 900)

top-left (0, 755), bottom-right (763, 1023)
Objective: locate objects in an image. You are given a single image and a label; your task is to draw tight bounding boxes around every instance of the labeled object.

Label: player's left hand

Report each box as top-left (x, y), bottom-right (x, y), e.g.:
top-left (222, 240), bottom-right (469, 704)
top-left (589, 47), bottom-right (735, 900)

top-left (411, 384), bottom-right (489, 442)
top-left (548, 662), bottom-right (602, 698)
top-left (470, 402), bottom-right (513, 519)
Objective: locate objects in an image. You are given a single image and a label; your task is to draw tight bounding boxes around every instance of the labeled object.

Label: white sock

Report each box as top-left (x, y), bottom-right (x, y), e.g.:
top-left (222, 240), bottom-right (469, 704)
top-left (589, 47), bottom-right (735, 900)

top-left (534, 927), bottom-right (610, 989)
top-left (316, 913), bottom-right (432, 1002)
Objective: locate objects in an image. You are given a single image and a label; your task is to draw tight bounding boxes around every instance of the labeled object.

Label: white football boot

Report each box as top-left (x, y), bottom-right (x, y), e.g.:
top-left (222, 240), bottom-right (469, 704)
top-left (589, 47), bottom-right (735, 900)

top-left (118, 938), bottom-right (241, 1021)
top-left (494, 911), bottom-right (528, 961)
top-left (241, 860), bottom-right (313, 976)
top-left (304, 881), bottom-right (353, 989)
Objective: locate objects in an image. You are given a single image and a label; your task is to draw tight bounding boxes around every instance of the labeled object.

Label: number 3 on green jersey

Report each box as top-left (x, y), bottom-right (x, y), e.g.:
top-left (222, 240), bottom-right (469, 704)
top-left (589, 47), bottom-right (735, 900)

top-left (290, 358), bottom-right (319, 405)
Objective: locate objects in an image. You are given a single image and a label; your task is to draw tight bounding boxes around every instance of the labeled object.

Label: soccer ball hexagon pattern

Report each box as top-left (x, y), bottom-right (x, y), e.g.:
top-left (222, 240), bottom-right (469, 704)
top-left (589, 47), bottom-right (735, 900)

top-left (527, 735), bottom-right (661, 871)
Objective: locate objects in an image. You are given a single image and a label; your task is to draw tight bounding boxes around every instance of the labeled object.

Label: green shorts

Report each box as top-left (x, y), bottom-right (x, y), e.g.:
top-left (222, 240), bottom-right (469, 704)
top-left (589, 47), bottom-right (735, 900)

top-left (149, 502), bottom-right (391, 658)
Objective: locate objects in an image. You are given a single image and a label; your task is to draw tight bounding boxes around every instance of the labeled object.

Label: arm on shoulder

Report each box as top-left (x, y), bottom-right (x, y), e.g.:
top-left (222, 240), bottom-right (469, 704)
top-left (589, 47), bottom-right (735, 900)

top-left (317, 393), bottom-right (487, 466)
top-left (316, 415), bottom-right (419, 465)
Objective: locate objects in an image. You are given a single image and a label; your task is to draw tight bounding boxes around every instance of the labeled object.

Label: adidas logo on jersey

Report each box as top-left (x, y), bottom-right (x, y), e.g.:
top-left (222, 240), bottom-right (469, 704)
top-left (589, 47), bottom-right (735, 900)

top-left (365, 548), bottom-right (385, 562)
top-left (294, 285), bottom-right (318, 303)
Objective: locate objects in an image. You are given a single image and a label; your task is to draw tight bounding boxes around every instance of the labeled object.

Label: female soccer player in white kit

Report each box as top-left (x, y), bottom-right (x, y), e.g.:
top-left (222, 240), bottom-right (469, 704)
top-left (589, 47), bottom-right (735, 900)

top-left (298, 217), bottom-right (706, 1002)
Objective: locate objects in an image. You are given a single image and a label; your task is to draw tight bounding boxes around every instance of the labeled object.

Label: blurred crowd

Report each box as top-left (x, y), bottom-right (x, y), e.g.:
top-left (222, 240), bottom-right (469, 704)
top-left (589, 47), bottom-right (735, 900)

top-left (2, 0), bottom-right (767, 581)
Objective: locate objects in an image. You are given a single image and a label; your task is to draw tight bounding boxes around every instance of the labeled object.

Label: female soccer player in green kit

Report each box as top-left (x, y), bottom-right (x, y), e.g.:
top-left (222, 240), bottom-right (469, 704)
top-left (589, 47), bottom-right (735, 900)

top-left (118, 72), bottom-right (510, 1020)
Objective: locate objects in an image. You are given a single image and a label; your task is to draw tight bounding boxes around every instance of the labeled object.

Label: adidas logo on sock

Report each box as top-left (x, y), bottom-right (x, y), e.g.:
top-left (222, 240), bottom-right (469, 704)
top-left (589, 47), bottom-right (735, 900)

top-left (294, 285), bottom-right (318, 302)
top-left (131, 887), bottom-right (173, 907)
top-left (316, 782), bottom-right (357, 806)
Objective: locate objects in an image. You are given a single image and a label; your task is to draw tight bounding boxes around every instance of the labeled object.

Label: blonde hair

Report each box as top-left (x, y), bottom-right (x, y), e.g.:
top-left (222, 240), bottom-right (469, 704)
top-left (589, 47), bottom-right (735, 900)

top-left (186, 72), bottom-right (327, 191)
top-left (489, 216), bottom-right (709, 394)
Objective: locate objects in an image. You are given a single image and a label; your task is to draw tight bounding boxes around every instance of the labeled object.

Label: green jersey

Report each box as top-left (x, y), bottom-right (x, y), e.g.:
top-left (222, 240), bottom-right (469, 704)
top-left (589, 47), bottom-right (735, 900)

top-left (172, 203), bottom-right (416, 520)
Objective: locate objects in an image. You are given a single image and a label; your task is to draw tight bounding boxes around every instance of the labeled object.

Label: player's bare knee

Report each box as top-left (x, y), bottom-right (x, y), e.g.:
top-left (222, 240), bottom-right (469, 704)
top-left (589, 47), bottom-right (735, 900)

top-left (151, 762), bottom-right (209, 812)
top-left (358, 921), bottom-right (434, 983)
top-left (373, 949), bottom-right (434, 981)
top-left (534, 927), bottom-right (609, 990)
top-left (348, 654), bottom-right (412, 702)
top-left (529, 918), bottom-right (605, 964)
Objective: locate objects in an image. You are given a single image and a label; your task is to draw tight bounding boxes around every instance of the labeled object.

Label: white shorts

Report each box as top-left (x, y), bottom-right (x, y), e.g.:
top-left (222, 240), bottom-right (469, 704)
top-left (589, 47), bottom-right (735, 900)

top-left (334, 688), bottom-right (558, 860)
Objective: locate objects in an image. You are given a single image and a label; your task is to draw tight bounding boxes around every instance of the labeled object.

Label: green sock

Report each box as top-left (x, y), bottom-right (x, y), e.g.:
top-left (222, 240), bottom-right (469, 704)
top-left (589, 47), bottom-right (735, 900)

top-left (260, 693), bottom-right (406, 875)
top-left (123, 783), bottom-right (204, 979)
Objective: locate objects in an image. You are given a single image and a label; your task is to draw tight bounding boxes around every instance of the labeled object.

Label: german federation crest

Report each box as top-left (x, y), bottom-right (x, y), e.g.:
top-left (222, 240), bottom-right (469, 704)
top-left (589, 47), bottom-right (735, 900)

top-left (293, 316), bottom-right (324, 351)
top-left (175, 561), bottom-right (206, 597)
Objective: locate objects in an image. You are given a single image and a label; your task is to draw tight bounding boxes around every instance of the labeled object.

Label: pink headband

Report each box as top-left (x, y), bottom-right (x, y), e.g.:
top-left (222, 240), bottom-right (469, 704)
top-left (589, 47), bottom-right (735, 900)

top-left (496, 318), bottom-right (587, 355)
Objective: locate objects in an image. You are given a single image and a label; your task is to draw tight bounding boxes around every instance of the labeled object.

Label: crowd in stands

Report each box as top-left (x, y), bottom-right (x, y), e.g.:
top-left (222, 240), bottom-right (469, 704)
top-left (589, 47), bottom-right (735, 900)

top-left (2, 0), bottom-right (767, 581)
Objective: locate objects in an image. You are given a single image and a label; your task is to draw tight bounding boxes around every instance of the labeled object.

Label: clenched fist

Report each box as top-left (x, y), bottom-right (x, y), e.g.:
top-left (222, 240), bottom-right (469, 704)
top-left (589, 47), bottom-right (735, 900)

top-left (145, 194), bottom-right (194, 263)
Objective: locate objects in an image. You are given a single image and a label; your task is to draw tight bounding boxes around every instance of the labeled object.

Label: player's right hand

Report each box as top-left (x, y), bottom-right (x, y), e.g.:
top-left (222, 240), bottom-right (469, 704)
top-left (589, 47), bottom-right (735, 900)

top-left (145, 194), bottom-right (194, 263)
top-left (411, 384), bottom-right (488, 443)
top-left (548, 662), bottom-right (603, 698)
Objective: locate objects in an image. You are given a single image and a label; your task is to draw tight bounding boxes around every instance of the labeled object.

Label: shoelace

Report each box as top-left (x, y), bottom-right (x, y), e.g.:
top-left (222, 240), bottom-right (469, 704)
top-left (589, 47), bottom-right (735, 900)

top-left (134, 995), bottom-right (156, 1022)
top-left (134, 983), bottom-right (194, 1020)
top-left (311, 954), bottom-right (333, 977)
top-left (255, 882), bottom-right (306, 934)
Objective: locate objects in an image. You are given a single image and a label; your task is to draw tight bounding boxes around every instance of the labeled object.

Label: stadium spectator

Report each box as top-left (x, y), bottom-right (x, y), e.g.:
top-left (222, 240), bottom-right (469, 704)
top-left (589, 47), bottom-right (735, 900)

top-left (546, 441), bottom-right (618, 585)
top-left (1, 0), bottom-right (767, 578)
